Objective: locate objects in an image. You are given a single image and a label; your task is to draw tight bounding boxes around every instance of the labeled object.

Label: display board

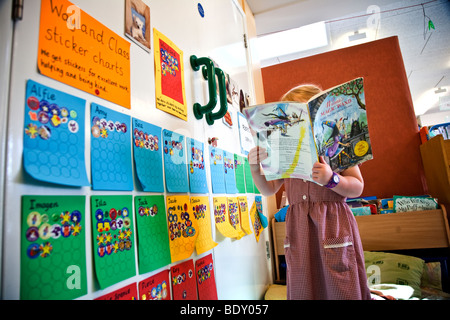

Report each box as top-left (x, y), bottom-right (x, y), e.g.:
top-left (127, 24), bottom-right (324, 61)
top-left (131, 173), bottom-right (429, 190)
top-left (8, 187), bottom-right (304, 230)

top-left (1, 0), bottom-right (272, 299)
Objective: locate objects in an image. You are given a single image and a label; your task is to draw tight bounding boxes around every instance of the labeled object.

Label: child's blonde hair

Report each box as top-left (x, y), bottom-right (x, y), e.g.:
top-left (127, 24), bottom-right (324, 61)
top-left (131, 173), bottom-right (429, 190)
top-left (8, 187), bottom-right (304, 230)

top-left (281, 85), bottom-right (322, 103)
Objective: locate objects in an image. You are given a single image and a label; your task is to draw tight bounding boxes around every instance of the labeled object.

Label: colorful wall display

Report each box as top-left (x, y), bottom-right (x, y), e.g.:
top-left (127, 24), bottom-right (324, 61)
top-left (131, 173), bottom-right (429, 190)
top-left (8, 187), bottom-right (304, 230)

top-left (195, 254), bottom-right (218, 300)
top-left (91, 195), bottom-right (136, 289)
top-left (20, 195), bottom-right (87, 300)
top-left (134, 195), bottom-right (171, 274)
top-left (171, 259), bottom-right (197, 300)
top-left (163, 129), bottom-right (189, 192)
top-left (153, 28), bottom-right (187, 120)
top-left (187, 138), bottom-right (208, 193)
top-left (138, 269), bottom-right (171, 300)
top-left (37, 0), bottom-right (131, 109)
top-left (90, 103), bottom-right (133, 191)
top-left (132, 119), bottom-right (164, 192)
top-left (166, 196), bottom-right (198, 263)
top-left (23, 80), bottom-right (89, 187)
top-left (190, 196), bottom-right (217, 254)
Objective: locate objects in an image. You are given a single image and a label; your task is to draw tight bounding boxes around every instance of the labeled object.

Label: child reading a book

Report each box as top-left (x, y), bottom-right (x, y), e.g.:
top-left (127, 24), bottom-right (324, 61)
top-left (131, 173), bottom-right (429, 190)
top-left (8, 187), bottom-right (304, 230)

top-left (248, 84), bottom-right (371, 300)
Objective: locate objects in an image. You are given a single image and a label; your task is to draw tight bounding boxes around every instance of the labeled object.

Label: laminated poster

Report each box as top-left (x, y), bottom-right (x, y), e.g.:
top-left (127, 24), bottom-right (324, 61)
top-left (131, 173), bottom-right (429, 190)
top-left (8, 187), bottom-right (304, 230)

top-left (238, 196), bottom-right (252, 235)
top-left (224, 151), bottom-right (238, 194)
top-left (166, 196), bottom-right (198, 263)
top-left (227, 197), bottom-right (246, 239)
top-left (209, 146), bottom-right (226, 194)
top-left (154, 28), bottom-right (187, 121)
top-left (91, 195), bottom-right (136, 289)
top-left (95, 283), bottom-right (138, 300)
top-left (171, 259), bottom-right (198, 300)
top-left (234, 154), bottom-right (246, 193)
top-left (191, 196), bottom-right (217, 255)
top-left (90, 103), bottom-right (133, 191)
top-left (163, 130), bottom-right (189, 193)
top-left (243, 157), bottom-right (255, 193)
top-left (38, 0), bottom-right (131, 109)
top-left (132, 118), bottom-right (164, 192)
top-left (138, 269), bottom-right (171, 300)
top-left (23, 80), bottom-right (89, 187)
top-left (195, 253), bottom-right (218, 300)
top-left (134, 195), bottom-right (171, 274)
top-left (187, 138), bottom-right (208, 193)
top-left (213, 197), bottom-right (239, 239)
top-left (20, 195), bottom-right (87, 300)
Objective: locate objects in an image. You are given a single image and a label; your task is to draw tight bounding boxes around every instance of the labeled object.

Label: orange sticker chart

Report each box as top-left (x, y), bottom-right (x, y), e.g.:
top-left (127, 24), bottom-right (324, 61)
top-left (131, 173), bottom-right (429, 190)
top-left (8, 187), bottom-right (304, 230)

top-left (153, 28), bottom-right (187, 121)
top-left (250, 201), bottom-right (263, 242)
top-left (190, 196), bottom-right (217, 255)
top-left (227, 197), bottom-right (245, 239)
top-left (166, 196), bottom-right (198, 263)
top-left (138, 269), bottom-right (171, 300)
top-left (237, 196), bottom-right (252, 235)
top-left (213, 197), bottom-right (239, 238)
top-left (38, 0), bottom-right (131, 109)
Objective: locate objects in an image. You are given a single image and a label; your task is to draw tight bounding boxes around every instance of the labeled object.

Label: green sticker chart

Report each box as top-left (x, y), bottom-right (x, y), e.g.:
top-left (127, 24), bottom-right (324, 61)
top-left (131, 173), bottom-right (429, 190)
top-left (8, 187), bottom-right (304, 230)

top-left (134, 195), bottom-right (171, 274)
top-left (234, 154), bottom-right (246, 193)
top-left (91, 195), bottom-right (136, 289)
top-left (20, 195), bottom-right (87, 300)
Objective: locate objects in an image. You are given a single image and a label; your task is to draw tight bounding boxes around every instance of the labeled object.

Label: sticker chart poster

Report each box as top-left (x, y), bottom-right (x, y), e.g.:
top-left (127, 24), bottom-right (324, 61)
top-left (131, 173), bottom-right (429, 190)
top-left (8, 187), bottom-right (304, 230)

top-left (213, 197), bottom-right (239, 239)
top-left (234, 154), bottom-right (246, 193)
top-left (191, 196), bottom-right (217, 255)
top-left (90, 103), bottom-right (133, 191)
top-left (171, 259), bottom-right (198, 300)
top-left (37, 0), bottom-right (131, 109)
top-left (238, 196), bottom-right (252, 235)
top-left (163, 130), bottom-right (188, 192)
top-left (187, 138), bottom-right (208, 193)
top-left (20, 195), bottom-right (87, 300)
top-left (195, 254), bottom-right (218, 300)
top-left (134, 195), bottom-right (171, 274)
top-left (227, 197), bottom-right (245, 239)
top-left (153, 28), bottom-right (187, 121)
top-left (138, 269), bottom-right (171, 300)
top-left (209, 146), bottom-right (226, 194)
top-left (224, 151), bottom-right (238, 194)
top-left (95, 283), bottom-right (138, 300)
top-left (91, 195), bottom-right (136, 289)
top-left (166, 196), bottom-right (198, 263)
top-left (132, 118), bottom-right (164, 192)
top-left (23, 80), bottom-right (89, 187)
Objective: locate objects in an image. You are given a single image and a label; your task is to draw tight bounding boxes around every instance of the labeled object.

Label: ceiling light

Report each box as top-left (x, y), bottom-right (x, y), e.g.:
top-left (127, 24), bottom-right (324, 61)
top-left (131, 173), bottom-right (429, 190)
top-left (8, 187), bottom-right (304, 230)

top-left (348, 30), bottom-right (366, 42)
top-left (435, 87), bottom-right (447, 94)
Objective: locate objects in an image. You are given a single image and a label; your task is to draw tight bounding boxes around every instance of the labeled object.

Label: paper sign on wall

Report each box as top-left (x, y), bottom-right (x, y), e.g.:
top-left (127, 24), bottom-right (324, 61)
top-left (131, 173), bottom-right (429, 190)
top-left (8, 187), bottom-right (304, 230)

top-left (171, 259), bottom-right (197, 300)
top-left (213, 197), bottom-right (239, 239)
top-left (138, 269), bottom-right (171, 300)
top-left (191, 196), bottom-right (217, 254)
top-left (195, 254), bottom-right (218, 300)
top-left (95, 283), bottom-right (138, 300)
top-left (38, 0), bottom-right (131, 109)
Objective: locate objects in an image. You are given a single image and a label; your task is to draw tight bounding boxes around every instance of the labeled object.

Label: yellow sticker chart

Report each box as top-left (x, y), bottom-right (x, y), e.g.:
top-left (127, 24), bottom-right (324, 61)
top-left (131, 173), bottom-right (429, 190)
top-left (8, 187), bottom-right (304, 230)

top-left (166, 196), bottom-right (198, 263)
top-left (237, 196), bottom-right (252, 235)
top-left (227, 197), bottom-right (246, 239)
top-left (250, 201), bottom-right (263, 242)
top-left (153, 28), bottom-right (187, 121)
top-left (38, 0), bottom-right (131, 109)
top-left (190, 196), bottom-right (217, 255)
top-left (212, 197), bottom-right (239, 238)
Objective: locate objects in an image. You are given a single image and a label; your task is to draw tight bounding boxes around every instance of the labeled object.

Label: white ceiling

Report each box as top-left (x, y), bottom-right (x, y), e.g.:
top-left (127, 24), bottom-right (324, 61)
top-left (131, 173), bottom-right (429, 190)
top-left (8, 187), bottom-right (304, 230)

top-left (246, 0), bottom-right (450, 119)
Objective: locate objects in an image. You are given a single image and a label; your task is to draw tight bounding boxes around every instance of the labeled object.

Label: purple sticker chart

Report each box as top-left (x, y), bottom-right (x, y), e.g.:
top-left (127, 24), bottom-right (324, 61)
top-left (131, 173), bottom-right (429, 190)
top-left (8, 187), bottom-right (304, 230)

top-left (134, 195), bottom-right (171, 274)
top-left (23, 80), bottom-right (89, 187)
top-left (90, 103), bottom-right (133, 191)
top-left (20, 195), bottom-right (87, 300)
top-left (132, 118), bottom-right (164, 192)
top-left (223, 150), bottom-right (237, 194)
top-left (187, 137), bottom-right (208, 194)
top-left (162, 129), bottom-right (188, 193)
top-left (209, 146), bottom-right (226, 194)
top-left (91, 195), bottom-right (136, 289)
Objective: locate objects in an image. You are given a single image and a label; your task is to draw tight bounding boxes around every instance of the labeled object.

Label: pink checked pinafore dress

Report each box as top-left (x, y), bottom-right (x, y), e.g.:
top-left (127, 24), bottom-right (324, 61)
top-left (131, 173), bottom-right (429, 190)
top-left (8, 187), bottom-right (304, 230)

top-left (283, 178), bottom-right (371, 300)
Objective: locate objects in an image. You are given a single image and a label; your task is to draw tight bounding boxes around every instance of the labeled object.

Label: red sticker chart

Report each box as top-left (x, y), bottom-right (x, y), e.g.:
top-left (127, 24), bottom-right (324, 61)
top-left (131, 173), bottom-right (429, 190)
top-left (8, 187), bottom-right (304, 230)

top-left (171, 259), bottom-right (197, 300)
top-left (20, 195), bottom-right (87, 300)
top-left (91, 195), bottom-right (136, 289)
top-left (166, 196), bottom-right (198, 263)
top-left (95, 283), bottom-right (138, 300)
top-left (138, 269), bottom-right (171, 300)
top-left (23, 80), bottom-right (89, 187)
top-left (195, 254), bottom-right (218, 300)
top-left (90, 103), bottom-right (133, 191)
top-left (134, 195), bottom-right (171, 274)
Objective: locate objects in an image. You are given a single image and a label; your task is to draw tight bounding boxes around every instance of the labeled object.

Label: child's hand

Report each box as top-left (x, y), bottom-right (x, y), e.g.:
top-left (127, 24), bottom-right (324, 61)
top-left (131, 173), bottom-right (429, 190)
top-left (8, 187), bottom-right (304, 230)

top-left (247, 147), bottom-right (268, 173)
top-left (312, 156), bottom-right (333, 185)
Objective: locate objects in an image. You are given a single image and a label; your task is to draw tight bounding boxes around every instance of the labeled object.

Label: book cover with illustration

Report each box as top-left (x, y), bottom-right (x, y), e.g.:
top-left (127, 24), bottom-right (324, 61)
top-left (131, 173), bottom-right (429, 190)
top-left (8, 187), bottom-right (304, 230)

top-left (243, 78), bottom-right (372, 181)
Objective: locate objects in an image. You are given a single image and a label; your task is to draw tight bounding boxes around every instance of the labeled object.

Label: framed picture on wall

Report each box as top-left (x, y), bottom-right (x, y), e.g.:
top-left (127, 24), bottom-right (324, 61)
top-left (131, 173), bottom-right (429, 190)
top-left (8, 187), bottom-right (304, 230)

top-left (125, 0), bottom-right (151, 51)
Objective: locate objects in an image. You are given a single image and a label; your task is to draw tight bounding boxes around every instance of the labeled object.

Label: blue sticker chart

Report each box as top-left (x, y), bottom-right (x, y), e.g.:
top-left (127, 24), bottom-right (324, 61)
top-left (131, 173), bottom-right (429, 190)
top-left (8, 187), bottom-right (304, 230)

top-left (223, 150), bottom-right (237, 194)
top-left (132, 118), bottom-right (164, 192)
top-left (23, 80), bottom-right (89, 187)
top-left (187, 137), bottom-right (208, 194)
top-left (90, 103), bottom-right (133, 191)
top-left (209, 146), bottom-right (226, 194)
top-left (162, 129), bottom-right (189, 192)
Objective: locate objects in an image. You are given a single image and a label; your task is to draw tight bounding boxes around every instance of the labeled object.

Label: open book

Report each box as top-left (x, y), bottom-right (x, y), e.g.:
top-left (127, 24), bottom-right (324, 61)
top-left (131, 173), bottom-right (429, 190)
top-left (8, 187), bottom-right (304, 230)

top-left (243, 78), bottom-right (372, 181)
